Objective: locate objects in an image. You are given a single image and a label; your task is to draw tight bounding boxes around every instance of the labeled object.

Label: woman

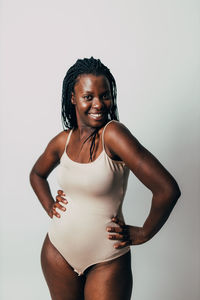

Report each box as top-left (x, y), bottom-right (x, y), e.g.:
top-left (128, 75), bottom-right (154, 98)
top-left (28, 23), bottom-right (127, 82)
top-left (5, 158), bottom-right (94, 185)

top-left (29, 57), bottom-right (181, 300)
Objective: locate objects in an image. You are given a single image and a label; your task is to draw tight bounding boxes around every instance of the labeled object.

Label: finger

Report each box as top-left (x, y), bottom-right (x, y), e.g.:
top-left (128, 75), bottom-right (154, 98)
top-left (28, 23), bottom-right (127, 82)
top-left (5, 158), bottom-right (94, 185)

top-left (54, 202), bottom-right (66, 211)
top-left (111, 217), bottom-right (125, 227)
top-left (108, 233), bottom-right (128, 241)
top-left (52, 208), bottom-right (61, 218)
top-left (108, 234), bottom-right (126, 241)
top-left (107, 226), bottom-right (127, 233)
top-left (113, 240), bottom-right (131, 249)
top-left (57, 190), bottom-right (66, 196)
top-left (56, 195), bottom-right (68, 204)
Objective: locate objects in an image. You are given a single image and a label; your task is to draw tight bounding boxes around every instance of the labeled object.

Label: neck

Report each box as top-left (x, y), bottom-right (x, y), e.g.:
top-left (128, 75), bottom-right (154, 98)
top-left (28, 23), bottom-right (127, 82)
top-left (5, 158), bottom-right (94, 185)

top-left (75, 125), bottom-right (96, 141)
top-left (75, 120), bottom-right (108, 141)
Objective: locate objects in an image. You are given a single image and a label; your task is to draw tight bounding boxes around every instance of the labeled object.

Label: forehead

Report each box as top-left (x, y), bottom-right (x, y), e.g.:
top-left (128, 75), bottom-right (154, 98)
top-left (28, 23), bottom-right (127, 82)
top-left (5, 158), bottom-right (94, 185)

top-left (74, 74), bottom-right (111, 92)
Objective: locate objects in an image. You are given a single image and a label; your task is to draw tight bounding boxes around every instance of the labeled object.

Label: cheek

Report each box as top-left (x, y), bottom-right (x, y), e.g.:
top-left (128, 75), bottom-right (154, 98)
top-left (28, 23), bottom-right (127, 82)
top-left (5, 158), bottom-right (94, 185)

top-left (106, 100), bottom-right (113, 110)
top-left (77, 100), bottom-right (90, 111)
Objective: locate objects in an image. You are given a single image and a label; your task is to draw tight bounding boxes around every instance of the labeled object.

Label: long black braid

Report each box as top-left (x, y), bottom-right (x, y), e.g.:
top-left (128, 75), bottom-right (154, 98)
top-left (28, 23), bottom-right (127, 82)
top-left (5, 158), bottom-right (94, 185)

top-left (61, 57), bottom-right (119, 162)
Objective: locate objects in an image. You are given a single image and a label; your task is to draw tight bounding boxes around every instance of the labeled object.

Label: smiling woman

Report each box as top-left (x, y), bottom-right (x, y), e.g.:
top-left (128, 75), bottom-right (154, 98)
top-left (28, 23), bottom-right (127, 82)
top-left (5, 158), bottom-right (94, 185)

top-left (29, 57), bottom-right (181, 300)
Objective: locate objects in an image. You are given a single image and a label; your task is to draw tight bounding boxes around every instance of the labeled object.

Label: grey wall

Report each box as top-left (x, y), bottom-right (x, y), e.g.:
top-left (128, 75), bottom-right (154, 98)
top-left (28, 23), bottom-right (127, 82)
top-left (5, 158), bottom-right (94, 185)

top-left (0, 0), bottom-right (199, 299)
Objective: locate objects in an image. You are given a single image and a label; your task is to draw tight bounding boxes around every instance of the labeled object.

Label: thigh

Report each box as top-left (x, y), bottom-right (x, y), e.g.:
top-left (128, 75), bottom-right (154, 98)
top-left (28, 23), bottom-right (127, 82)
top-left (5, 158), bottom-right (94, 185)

top-left (40, 233), bottom-right (85, 300)
top-left (84, 251), bottom-right (133, 300)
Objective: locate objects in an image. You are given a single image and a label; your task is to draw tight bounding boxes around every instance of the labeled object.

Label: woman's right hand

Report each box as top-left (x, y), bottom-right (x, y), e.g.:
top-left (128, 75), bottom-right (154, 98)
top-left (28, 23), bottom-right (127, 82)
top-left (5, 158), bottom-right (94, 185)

top-left (48, 190), bottom-right (68, 218)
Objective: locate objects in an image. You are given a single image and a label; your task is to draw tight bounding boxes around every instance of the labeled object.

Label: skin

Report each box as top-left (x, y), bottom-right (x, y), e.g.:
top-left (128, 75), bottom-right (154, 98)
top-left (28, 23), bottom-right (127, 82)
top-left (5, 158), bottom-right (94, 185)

top-left (30, 74), bottom-right (181, 300)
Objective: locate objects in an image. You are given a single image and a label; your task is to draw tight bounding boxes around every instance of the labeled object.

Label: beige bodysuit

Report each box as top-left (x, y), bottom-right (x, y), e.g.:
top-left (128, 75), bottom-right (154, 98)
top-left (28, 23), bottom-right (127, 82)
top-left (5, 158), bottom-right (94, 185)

top-left (48, 120), bottom-right (131, 276)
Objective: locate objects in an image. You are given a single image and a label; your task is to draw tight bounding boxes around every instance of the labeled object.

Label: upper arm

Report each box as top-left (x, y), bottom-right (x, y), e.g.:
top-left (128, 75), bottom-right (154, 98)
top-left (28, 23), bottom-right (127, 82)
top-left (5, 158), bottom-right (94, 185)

top-left (105, 121), bottom-right (180, 199)
top-left (30, 130), bottom-right (68, 179)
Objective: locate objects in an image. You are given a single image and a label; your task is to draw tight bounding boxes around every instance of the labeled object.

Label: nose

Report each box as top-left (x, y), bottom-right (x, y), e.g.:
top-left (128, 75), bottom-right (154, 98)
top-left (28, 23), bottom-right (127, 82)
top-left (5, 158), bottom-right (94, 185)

top-left (92, 97), bottom-right (104, 110)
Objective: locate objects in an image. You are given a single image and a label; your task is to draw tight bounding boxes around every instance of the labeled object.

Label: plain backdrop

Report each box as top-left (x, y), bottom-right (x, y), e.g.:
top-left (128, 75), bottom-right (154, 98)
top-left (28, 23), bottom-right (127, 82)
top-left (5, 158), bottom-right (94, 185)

top-left (0, 0), bottom-right (199, 299)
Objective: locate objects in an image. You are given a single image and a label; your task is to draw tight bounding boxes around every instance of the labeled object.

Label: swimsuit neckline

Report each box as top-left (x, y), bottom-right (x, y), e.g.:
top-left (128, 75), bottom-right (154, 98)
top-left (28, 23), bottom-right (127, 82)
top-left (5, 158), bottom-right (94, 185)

top-left (61, 148), bottom-right (125, 166)
top-left (63, 149), bottom-right (105, 165)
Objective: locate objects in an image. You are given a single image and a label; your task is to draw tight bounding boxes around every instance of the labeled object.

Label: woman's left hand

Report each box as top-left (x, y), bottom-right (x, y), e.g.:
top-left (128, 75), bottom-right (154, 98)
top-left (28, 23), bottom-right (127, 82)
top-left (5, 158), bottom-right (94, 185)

top-left (107, 216), bottom-right (148, 249)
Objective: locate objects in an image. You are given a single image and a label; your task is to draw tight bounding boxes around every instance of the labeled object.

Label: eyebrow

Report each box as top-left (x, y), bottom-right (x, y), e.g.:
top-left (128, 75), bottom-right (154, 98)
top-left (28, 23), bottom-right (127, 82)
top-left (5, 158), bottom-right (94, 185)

top-left (83, 89), bottom-right (110, 94)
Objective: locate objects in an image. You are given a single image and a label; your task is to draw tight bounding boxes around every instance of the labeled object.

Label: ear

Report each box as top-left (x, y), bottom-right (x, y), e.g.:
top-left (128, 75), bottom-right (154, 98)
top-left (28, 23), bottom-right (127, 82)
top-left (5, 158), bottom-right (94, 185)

top-left (71, 92), bottom-right (76, 105)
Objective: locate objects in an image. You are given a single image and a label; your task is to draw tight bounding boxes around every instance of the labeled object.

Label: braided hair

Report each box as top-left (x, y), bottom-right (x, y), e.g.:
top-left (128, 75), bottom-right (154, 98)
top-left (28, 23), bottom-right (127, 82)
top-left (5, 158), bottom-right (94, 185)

top-left (61, 57), bottom-right (119, 161)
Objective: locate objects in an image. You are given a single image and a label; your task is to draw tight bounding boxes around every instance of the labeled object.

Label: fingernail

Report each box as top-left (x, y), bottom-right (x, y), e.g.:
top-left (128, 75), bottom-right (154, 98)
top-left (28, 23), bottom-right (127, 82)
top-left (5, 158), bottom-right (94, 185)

top-left (107, 227), bottom-right (111, 231)
top-left (63, 193), bottom-right (66, 196)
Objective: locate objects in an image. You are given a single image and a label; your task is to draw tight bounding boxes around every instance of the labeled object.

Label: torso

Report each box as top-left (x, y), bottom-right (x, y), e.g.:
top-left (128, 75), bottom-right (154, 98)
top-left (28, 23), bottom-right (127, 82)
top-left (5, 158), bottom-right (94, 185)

top-left (47, 120), bottom-right (130, 276)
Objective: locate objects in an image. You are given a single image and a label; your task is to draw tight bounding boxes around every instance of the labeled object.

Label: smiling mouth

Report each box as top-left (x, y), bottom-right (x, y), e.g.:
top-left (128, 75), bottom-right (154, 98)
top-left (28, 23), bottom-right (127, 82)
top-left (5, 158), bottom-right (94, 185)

top-left (88, 112), bottom-right (105, 120)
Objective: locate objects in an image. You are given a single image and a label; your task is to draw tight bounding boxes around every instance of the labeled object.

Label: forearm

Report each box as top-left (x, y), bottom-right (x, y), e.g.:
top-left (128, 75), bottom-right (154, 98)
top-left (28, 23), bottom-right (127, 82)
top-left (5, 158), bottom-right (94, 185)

top-left (142, 188), bottom-right (181, 241)
top-left (29, 171), bottom-right (55, 216)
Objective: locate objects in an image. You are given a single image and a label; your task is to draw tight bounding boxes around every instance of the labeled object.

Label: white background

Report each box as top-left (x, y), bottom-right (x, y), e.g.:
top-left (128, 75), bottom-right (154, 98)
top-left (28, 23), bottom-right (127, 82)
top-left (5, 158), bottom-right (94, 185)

top-left (0, 0), bottom-right (199, 299)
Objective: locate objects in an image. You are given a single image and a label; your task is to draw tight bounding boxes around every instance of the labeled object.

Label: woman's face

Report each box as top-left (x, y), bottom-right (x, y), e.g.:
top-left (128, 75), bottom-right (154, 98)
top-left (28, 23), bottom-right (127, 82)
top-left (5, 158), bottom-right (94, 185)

top-left (71, 74), bottom-right (113, 128)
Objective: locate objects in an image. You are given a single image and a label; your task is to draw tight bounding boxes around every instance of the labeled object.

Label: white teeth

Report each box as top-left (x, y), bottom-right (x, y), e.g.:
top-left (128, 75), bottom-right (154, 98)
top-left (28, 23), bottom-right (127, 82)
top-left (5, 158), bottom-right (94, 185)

top-left (89, 113), bottom-right (102, 117)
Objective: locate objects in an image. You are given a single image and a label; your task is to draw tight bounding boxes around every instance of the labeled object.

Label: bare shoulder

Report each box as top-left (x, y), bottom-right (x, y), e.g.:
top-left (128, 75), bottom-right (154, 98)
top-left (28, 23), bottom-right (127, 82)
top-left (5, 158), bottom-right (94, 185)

top-left (104, 120), bottom-right (136, 137)
top-left (44, 129), bottom-right (70, 158)
top-left (104, 120), bottom-right (141, 153)
top-left (103, 119), bottom-right (146, 168)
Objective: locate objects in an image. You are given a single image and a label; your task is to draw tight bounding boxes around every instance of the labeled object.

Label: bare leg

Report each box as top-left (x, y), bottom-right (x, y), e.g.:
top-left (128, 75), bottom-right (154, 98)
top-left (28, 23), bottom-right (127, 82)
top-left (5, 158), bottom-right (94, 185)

top-left (84, 250), bottom-right (133, 300)
top-left (40, 233), bottom-right (85, 300)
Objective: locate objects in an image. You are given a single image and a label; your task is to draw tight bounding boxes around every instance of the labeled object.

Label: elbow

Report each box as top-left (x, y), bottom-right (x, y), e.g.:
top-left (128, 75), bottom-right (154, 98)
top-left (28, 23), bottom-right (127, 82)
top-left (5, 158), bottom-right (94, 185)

top-left (154, 181), bottom-right (181, 209)
top-left (29, 168), bottom-right (39, 186)
top-left (29, 169), bottom-right (35, 186)
top-left (29, 168), bottom-right (47, 186)
top-left (165, 182), bottom-right (181, 207)
top-left (175, 185), bottom-right (181, 199)
top-left (171, 181), bottom-right (181, 199)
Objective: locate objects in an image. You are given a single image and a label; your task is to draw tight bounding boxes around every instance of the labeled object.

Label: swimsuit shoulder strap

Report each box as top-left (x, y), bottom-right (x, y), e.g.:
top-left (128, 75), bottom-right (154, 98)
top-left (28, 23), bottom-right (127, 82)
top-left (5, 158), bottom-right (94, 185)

top-left (101, 120), bottom-right (116, 151)
top-left (64, 128), bottom-right (74, 152)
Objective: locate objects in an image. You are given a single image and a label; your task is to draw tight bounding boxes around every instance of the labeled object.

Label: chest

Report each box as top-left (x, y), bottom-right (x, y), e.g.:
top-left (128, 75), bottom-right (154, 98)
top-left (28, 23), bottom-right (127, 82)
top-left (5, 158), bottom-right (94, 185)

top-left (56, 154), bottom-right (126, 197)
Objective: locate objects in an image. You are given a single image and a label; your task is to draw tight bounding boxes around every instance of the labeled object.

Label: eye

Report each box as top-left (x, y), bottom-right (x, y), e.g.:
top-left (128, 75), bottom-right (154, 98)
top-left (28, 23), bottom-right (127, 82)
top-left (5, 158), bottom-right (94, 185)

top-left (102, 93), bottom-right (111, 100)
top-left (83, 95), bottom-right (93, 101)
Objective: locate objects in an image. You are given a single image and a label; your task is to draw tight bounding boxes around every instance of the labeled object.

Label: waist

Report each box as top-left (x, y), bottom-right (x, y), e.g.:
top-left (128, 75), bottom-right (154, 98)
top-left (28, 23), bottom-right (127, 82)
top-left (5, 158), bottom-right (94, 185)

top-left (62, 195), bottom-right (123, 216)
